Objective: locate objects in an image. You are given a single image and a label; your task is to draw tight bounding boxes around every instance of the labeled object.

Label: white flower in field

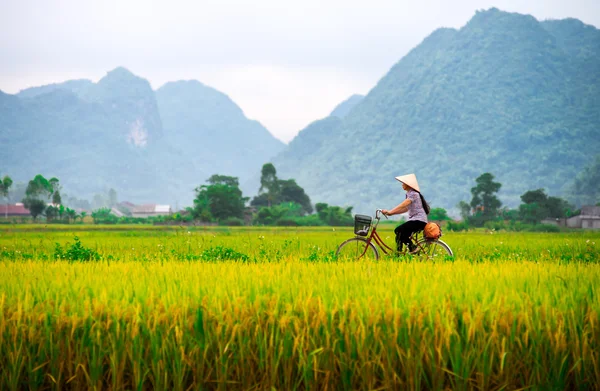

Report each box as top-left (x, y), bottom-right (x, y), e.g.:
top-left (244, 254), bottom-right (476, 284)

top-left (587, 240), bottom-right (590, 243)
top-left (188, 231), bottom-right (191, 235)
top-left (332, 228), bottom-right (335, 231)
top-left (132, 248), bottom-right (135, 250)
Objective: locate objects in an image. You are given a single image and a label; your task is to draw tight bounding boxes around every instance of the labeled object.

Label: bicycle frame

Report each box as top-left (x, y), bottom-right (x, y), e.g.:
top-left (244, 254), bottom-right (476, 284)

top-left (363, 209), bottom-right (428, 257)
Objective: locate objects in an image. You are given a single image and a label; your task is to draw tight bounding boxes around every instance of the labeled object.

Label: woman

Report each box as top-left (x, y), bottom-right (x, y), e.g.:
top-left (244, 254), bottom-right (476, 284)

top-left (382, 173), bottom-right (430, 253)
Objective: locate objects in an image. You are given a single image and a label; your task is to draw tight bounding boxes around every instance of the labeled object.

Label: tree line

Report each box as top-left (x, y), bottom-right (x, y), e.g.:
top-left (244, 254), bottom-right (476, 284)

top-left (450, 172), bottom-right (579, 232)
top-left (2, 166), bottom-right (596, 227)
top-left (188, 163), bottom-right (353, 226)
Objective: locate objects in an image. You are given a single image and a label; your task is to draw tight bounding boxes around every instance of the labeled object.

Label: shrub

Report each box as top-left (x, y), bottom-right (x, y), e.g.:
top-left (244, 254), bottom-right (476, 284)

top-left (219, 217), bottom-right (244, 226)
top-left (54, 236), bottom-right (101, 262)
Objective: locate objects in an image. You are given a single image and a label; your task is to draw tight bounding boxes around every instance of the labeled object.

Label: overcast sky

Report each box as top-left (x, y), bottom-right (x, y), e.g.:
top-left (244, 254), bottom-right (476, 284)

top-left (1, 0), bottom-right (598, 143)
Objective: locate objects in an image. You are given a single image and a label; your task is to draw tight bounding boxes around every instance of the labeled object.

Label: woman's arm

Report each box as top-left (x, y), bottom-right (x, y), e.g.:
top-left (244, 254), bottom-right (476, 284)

top-left (382, 199), bottom-right (411, 216)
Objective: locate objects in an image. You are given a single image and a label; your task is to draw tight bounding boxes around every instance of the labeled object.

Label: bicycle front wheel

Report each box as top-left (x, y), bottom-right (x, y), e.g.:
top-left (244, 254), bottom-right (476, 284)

top-left (336, 237), bottom-right (379, 261)
top-left (415, 239), bottom-right (453, 260)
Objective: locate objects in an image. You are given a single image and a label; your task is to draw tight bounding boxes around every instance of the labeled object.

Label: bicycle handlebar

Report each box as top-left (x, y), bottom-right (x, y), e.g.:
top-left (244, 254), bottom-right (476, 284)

top-left (375, 209), bottom-right (388, 220)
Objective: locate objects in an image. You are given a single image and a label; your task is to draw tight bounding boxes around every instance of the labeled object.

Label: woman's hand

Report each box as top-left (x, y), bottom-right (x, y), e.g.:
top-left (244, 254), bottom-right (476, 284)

top-left (382, 209), bottom-right (390, 216)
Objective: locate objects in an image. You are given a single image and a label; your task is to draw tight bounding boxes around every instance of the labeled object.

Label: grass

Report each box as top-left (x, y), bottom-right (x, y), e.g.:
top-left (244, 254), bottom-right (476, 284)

top-left (0, 226), bottom-right (599, 390)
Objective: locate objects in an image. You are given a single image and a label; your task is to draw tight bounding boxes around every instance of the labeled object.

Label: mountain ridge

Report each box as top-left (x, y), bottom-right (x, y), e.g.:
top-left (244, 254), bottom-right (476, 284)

top-left (273, 8), bottom-right (600, 213)
top-left (1, 68), bottom-right (285, 206)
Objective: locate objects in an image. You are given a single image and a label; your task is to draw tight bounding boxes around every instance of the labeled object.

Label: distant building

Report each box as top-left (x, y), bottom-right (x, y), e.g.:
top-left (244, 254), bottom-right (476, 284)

top-left (110, 208), bottom-right (125, 218)
top-left (566, 206), bottom-right (600, 229)
top-left (131, 204), bottom-right (172, 218)
top-left (0, 203), bottom-right (30, 217)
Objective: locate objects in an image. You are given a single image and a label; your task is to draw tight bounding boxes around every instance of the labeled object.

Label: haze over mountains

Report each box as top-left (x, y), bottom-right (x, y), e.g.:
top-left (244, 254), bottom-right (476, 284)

top-left (1, 8), bottom-right (599, 213)
top-left (1, 68), bottom-right (284, 205)
top-left (274, 8), bottom-right (600, 213)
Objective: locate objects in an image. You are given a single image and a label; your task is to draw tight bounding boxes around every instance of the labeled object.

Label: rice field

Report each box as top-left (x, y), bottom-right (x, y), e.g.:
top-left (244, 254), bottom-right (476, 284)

top-left (0, 225), bottom-right (599, 390)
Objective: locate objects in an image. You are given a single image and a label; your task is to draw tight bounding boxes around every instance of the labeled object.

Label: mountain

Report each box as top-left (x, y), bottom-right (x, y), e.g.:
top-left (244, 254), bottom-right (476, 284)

top-left (330, 94), bottom-right (364, 118)
top-left (1, 68), bottom-right (285, 206)
top-left (273, 8), bottom-right (600, 214)
top-left (156, 80), bottom-right (284, 199)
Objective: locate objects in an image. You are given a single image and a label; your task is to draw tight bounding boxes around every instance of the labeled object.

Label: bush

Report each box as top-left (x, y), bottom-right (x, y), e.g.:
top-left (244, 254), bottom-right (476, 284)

top-left (275, 218), bottom-right (299, 226)
top-left (54, 236), bottom-right (100, 262)
top-left (447, 220), bottom-right (469, 232)
top-left (219, 217), bottom-right (244, 226)
top-left (529, 224), bottom-right (560, 232)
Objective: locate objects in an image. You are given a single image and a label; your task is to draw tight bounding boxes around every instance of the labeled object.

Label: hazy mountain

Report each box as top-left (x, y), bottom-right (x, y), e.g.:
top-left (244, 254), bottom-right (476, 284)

top-left (1, 68), bottom-right (284, 206)
top-left (273, 8), bottom-right (600, 214)
top-left (156, 80), bottom-right (285, 199)
top-left (330, 94), bottom-right (364, 118)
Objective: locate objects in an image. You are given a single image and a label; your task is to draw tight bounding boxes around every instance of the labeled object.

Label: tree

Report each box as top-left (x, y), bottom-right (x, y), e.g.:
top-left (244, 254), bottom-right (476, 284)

top-left (23, 198), bottom-right (46, 220)
top-left (457, 201), bottom-right (471, 221)
top-left (45, 205), bottom-right (58, 222)
top-left (470, 173), bottom-right (502, 225)
top-left (252, 164), bottom-right (313, 214)
top-left (23, 175), bottom-right (56, 220)
top-left (193, 175), bottom-right (248, 221)
top-left (315, 203), bottom-right (353, 226)
top-left (66, 208), bottom-right (77, 223)
top-left (208, 175), bottom-right (240, 187)
top-left (279, 179), bottom-right (313, 214)
top-left (519, 188), bottom-right (571, 224)
top-left (0, 175), bottom-right (13, 218)
top-left (258, 163), bottom-right (280, 207)
top-left (25, 175), bottom-right (54, 200)
top-left (429, 207), bottom-right (450, 221)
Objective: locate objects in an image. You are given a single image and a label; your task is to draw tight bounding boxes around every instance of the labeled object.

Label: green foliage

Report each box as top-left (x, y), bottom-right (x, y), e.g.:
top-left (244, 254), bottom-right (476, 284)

top-left (54, 236), bottom-right (100, 262)
top-left (91, 208), bottom-right (118, 224)
top-left (0, 175), bottom-right (12, 199)
top-left (200, 246), bottom-right (249, 262)
top-left (429, 207), bottom-right (450, 221)
top-left (219, 217), bottom-right (244, 226)
top-left (253, 164), bottom-right (313, 215)
top-left (315, 203), bottom-right (353, 226)
top-left (22, 197), bottom-right (46, 220)
top-left (519, 188), bottom-right (571, 224)
top-left (25, 175), bottom-right (54, 200)
top-left (470, 173), bottom-right (502, 223)
top-left (193, 175), bottom-right (248, 221)
top-left (254, 203), bottom-right (304, 225)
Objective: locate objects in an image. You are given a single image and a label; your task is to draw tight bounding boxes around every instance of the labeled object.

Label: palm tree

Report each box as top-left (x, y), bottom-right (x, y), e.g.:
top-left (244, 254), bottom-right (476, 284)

top-left (0, 175), bottom-right (13, 219)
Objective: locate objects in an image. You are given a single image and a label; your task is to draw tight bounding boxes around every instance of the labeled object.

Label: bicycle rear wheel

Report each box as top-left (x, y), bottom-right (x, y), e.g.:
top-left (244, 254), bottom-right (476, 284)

top-left (415, 239), bottom-right (453, 260)
top-left (336, 237), bottom-right (379, 261)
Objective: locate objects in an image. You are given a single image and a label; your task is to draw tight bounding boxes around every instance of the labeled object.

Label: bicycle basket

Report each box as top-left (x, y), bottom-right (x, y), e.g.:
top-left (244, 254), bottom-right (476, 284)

top-left (354, 214), bottom-right (372, 236)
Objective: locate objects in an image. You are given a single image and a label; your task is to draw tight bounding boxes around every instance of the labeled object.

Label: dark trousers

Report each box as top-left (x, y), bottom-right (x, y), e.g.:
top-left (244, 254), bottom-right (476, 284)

top-left (394, 220), bottom-right (427, 251)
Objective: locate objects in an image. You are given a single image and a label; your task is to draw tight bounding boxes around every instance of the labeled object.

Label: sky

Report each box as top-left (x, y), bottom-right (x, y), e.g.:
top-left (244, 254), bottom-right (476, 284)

top-left (1, 0), bottom-right (599, 143)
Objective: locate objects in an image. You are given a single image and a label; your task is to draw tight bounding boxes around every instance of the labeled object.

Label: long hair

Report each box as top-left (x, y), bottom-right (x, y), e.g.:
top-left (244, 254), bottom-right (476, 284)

top-left (419, 193), bottom-right (431, 215)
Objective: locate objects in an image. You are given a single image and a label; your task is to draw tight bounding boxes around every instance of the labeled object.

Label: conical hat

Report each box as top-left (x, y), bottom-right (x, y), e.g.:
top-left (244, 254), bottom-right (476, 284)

top-left (395, 173), bottom-right (420, 193)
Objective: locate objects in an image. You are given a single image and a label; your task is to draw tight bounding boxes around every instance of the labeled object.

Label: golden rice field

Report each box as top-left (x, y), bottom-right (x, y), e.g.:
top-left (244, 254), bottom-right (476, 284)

top-left (0, 224), bottom-right (599, 390)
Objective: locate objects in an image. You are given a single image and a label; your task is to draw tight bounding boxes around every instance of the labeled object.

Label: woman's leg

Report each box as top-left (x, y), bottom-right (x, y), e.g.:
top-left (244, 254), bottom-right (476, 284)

top-left (395, 221), bottom-right (427, 251)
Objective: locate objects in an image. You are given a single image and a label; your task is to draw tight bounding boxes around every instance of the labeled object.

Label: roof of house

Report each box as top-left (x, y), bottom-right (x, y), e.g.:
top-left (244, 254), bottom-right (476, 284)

top-left (581, 205), bottom-right (600, 217)
top-left (131, 204), bottom-right (171, 214)
top-left (0, 203), bottom-right (30, 215)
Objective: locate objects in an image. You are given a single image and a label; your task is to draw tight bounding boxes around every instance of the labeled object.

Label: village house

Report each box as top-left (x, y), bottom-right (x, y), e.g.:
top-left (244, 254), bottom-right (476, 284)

top-left (0, 203), bottom-right (30, 217)
top-left (130, 204), bottom-right (172, 218)
top-left (566, 205), bottom-right (600, 229)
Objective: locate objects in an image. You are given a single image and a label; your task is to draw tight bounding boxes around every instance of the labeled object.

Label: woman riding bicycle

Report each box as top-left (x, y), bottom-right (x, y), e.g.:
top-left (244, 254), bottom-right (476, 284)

top-left (382, 173), bottom-right (430, 253)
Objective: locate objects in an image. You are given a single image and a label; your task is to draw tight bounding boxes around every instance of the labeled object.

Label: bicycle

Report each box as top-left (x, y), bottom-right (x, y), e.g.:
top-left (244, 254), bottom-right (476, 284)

top-left (335, 209), bottom-right (453, 261)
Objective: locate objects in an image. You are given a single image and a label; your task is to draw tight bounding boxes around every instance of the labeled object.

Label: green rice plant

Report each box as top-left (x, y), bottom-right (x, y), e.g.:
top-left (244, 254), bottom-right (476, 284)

top-left (0, 226), bottom-right (598, 389)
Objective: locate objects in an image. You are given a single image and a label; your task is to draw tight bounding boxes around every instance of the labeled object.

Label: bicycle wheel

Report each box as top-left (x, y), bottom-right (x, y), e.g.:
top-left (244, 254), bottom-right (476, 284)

top-left (336, 237), bottom-right (379, 261)
top-left (415, 239), bottom-right (453, 260)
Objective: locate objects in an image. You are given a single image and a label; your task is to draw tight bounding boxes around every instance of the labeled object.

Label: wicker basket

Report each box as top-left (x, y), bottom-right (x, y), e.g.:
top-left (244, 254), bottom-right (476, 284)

top-left (354, 214), bottom-right (372, 236)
